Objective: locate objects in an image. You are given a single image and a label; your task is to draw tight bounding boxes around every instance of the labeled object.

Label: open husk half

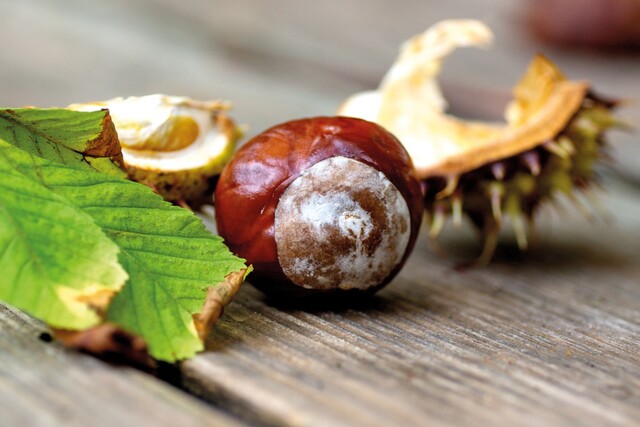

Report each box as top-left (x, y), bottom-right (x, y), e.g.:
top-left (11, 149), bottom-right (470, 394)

top-left (70, 94), bottom-right (241, 204)
top-left (339, 20), bottom-right (620, 263)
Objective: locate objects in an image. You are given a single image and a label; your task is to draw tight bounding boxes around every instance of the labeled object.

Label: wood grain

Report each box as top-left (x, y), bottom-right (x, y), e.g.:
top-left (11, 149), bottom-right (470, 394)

top-left (0, 303), bottom-right (245, 427)
top-left (0, 0), bottom-right (639, 426)
top-left (188, 180), bottom-right (640, 427)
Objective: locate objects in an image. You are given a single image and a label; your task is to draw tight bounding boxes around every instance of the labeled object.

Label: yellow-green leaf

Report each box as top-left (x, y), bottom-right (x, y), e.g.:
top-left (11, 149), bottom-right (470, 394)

top-left (0, 140), bottom-right (127, 328)
top-left (0, 108), bottom-right (125, 178)
top-left (0, 108), bottom-right (249, 362)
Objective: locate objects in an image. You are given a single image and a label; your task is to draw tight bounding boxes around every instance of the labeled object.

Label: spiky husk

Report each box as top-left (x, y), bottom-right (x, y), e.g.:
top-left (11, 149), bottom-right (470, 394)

top-left (423, 94), bottom-right (619, 264)
top-left (335, 20), bottom-right (625, 264)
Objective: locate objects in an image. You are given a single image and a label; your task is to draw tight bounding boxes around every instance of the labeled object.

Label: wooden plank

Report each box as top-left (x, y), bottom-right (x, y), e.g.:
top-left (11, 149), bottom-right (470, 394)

top-left (1, 1), bottom-right (639, 426)
top-left (0, 303), bottom-right (246, 427)
top-left (186, 179), bottom-right (640, 427)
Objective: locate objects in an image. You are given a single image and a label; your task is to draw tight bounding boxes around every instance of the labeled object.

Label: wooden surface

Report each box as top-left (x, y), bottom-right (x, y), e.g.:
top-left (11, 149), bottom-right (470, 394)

top-left (192, 181), bottom-right (640, 427)
top-left (0, 303), bottom-right (245, 427)
top-left (1, 0), bottom-right (640, 426)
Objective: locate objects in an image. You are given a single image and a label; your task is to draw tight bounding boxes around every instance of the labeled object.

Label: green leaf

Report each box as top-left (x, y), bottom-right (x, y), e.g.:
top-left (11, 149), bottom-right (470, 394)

top-left (0, 108), bottom-right (248, 362)
top-left (49, 157), bottom-right (245, 361)
top-left (85, 177), bottom-right (248, 362)
top-left (0, 140), bottom-right (127, 329)
top-left (0, 108), bottom-right (126, 178)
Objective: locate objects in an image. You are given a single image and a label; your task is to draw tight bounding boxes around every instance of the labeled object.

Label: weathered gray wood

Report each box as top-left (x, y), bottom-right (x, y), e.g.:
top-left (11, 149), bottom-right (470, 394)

top-left (0, 303), bottom-right (246, 427)
top-left (186, 180), bottom-right (640, 427)
top-left (1, 0), bottom-right (639, 426)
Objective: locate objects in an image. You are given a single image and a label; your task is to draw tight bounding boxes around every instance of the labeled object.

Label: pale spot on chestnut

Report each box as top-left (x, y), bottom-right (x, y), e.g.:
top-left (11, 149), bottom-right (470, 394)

top-left (275, 156), bottom-right (411, 291)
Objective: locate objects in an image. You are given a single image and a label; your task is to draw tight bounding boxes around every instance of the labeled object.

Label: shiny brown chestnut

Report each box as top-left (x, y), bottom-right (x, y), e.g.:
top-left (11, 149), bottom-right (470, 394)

top-left (215, 116), bottom-right (423, 303)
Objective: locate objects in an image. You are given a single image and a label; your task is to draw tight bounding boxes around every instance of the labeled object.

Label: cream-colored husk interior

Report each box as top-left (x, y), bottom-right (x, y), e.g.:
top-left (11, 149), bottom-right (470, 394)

top-left (338, 20), bottom-right (588, 178)
top-left (69, 94), bottom-right (231, 172)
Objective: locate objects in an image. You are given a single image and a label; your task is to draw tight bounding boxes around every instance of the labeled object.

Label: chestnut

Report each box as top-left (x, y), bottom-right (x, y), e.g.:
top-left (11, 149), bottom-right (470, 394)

top-left (215, 116), bottom-right (423, 302)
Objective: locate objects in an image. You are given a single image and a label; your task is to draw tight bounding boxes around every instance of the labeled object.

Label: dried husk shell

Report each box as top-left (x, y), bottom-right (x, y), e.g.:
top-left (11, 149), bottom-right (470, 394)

top-left (338, 20), bottom-right (620, 264)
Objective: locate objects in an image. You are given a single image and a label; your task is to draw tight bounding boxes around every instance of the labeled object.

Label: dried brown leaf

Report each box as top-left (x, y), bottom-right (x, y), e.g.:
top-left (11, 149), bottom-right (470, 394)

top-left (193, 268), bottom-right (249, 341)
top-left (54, 323), bottom-right (154, 370)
